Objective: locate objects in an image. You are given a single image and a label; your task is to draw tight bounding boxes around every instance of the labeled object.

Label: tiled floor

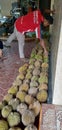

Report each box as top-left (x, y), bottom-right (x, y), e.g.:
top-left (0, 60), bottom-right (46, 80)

top-left (0, 40), bottom-right (36, 101)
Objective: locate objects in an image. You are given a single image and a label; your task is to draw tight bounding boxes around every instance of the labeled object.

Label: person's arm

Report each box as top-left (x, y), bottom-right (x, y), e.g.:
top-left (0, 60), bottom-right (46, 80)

top-left (35, 26), bottom-right (48, 55)
top-left (40, 38), bottom-right (48, 55)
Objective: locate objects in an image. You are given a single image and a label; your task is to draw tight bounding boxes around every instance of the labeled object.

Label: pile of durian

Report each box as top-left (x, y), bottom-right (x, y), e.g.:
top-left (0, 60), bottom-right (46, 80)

top-left (0, 44), bottom-right (49, 130)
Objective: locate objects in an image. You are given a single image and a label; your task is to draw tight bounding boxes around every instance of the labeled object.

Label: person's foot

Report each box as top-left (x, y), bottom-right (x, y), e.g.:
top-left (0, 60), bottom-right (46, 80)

top-left (3, 41), bottom-right (11, 48)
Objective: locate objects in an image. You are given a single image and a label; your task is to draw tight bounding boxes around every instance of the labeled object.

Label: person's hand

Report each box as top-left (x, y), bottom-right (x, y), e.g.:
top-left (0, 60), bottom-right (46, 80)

top-left (44, 49), bottom-right (48, 56)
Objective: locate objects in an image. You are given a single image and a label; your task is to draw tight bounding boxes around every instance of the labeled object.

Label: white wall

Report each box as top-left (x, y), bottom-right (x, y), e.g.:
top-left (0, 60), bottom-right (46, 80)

top-left (53, 21), bottom-right (62, 105)
top-left (0, 0), bottom-right (17, 16)
top-left (51, 0), bottom-right (62, 104)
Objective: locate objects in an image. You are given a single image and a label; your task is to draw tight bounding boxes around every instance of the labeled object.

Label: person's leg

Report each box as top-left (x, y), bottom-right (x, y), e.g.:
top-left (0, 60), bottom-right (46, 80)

top-left (6, 28), bottom-right (16, 45)
top-left (15, 29), bottom-right (25, 58)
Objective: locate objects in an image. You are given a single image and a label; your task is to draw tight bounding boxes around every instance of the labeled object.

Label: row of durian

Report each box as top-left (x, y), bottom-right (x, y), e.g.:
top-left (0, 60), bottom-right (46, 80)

top-left (0, 44), bottom-right (49, 130)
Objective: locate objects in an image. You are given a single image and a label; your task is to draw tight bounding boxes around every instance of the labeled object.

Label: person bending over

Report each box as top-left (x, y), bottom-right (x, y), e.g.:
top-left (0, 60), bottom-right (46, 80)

top-left (6, 9), bottom-right (53, 58)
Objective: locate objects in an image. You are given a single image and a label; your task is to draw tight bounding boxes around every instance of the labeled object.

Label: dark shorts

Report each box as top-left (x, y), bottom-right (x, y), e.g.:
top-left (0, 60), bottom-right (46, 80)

top-left (0, 40), bottom-right (3, 49)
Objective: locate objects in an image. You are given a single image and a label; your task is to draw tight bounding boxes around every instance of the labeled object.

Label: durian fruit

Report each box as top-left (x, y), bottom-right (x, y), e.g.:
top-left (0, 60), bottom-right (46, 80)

top-left (8, 86), bottom-right (18, 95)
top-left (38, 75), bottom-right (48, 84)
top-left (35, 54), bottom-right (43, 62)
top-left (40, 72), bottom-right (48, 77)
top-left (9, 98), bottom-right (19, 110)
top-left (37, 49), bottom-right (43, 55)
top-left (41, 62), bottom-right (49, 72)
top-left (41, 62), bottom-right (49, 68)
top-left (36, 90), bottom-right (48, 102)
top-left (31, 75), bottom-right (38, 82)
top-left (22, 110), bottom-right (35, 126)
top-left (43, 55), bottom-right (48, 63)
top-left (0, 120), bottom-right (8, 130)
top-left (23, 79), bottom-right (30, 84)
top-left (30, 49), bottom-right (37, 58)
top-left (24, 124), bottom-right (37, 130)
top-left (0, 102), bottom-right (3, 110)
top-left (16, 91), bottom-right (26, 102)
top-left (1, 105), bottom-right (12, 118)
top-left (28, 65), bottom-right (34, 70)
top-left (29, 101), bottom-right (41, 116)
top-left (28, 87), bottom-right (38, 97)
top-left (27, 68), bottom-right (32, 74)
top-left (39, 83), bottom-right (48, 91)
top-left (19, 83), bottom-right (29, 92)
top-left (19, 63), bottom-right (28, 73)
top-left (7, 112), bottom-right (21, 127)
top-left (16, 73), bottom-right (25, 80)
top-left (25, 72), bottom-right (32, 80)
top-left (29, 59), bottom-right (35, 65)
top-left (0, 101), bottom-right (7, 110)
top-left (30, 81), bottom-right (38, 87)
top-left (25, 95), bottom-right (34, 105)
top-left (9, 127), bottom-right (22, 130)
top-left (13, 79), bottom-right (22, 87)
top-left (34, 60), bottom-right (40, 68)
top-left (17, 103), bottom-right (28, 115)
top-left (33, 68), bottom-right (40, 76)
top-left (3, 94), bottom-right (13, 103)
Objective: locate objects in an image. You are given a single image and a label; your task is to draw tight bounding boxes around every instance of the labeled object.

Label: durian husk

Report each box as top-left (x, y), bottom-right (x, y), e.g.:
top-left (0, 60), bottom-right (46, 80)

top-left (29, 100), bottom-right (41, 116)
top-left (8, 86), bottom-right (18, 95)
top-left (41, 62), bottom-right (49, 72)
top-left (0, 120), bottom-right (8, 130)
top-left (16, 73), bottom-right (25, 80)
top-left (22, 110), bottom-right (35, 126)
top-left (23, 79), bottom-right (30, 84)
top-left (35, 54), bottom-right (43, 62)
top-left (34, 60), bottom-right (40, 68)
top-left (31, 75), bottom-right (38, 82)
top-left (41, 62), bottom-right (49, 68)
top-left (19, 63), bottom-right (28, 73)
top-left (1, 105), bottom-right (12, 118)
top-left (43, 55), bottom-right (49, 63)
top-left (7, 112), bottom-right (21, 127)
top-left (29, 59), bottom-right (36, 65)
top-left (30, 81), bottom-right (38, 87)
top-left (25, 72), bottom-right (32, 80)
top-left (25, 94), bottom-right (34, 105)
top-left (8, 98), bottom-right (19, 110)
top-left (28, 65), bottom-right (34, 70)
top-left (39, 83), bottom-right (48, 91)
top-left (19, 83), bottom-right (29, 92)
top-left (24, 124), bottom-right (37, 130)
top-left (28, 87), bottom-right (38, 97)
top-left (36, 90), bottom-right (48, 102)
top-left (13, 79), bottom-right (22, 86)
top-left (16, 91), bottom-right (26, 102)
top-left (37, 49), bottom-right (43, 55)
top-left (3, 93), bottom-right (13, 103)
top-left (33, 68), bottom-right (40, 76)
top-left (17, 103), bottom-right (28, 115)
top-left (38, 75), bottom-right (48, 84)
top-left (0, 101), bottom-right (7, 110)
top-left (9, 127), bottom-right (22, 130)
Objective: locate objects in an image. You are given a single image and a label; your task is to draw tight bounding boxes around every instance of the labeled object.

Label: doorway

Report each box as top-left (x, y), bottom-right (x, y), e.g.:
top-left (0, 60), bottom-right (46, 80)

top-left (39, 0), bottom-right (51, 14)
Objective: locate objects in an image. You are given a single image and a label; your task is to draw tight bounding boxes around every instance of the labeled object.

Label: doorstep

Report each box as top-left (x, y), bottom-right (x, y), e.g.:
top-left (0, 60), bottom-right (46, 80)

top-left (0, 35), bottom-right (36, 41)
top-left (39, 103), bottom-right (62, 130)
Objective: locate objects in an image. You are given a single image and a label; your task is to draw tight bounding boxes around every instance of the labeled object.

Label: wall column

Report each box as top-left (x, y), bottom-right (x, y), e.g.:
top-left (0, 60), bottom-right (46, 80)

top-left (53, 21), bottom-right (62, 105)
